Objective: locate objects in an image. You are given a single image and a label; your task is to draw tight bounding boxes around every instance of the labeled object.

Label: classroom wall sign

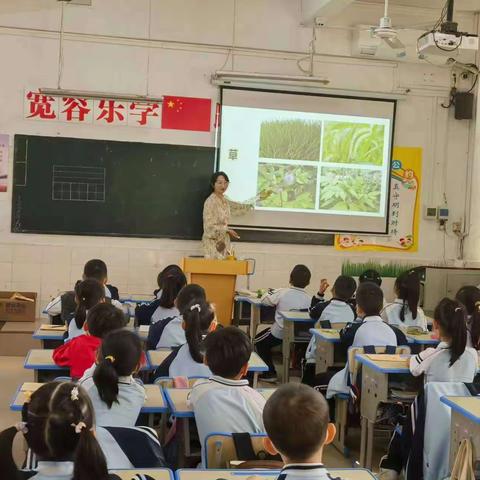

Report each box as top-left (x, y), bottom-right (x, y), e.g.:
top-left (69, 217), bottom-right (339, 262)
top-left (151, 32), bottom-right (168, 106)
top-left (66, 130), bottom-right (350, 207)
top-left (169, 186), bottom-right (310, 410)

top-left (335, 147), bottom-right (422, 252)
top-left (0, 134), bottom-right (8, 192)
top-left (23, 90), bottom-right (212, 132)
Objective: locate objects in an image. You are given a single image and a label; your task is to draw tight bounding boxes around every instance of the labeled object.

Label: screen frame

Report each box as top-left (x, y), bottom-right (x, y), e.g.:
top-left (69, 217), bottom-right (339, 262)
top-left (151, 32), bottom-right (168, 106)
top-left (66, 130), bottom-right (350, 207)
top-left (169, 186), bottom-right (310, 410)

top-left (216, 85), bottom-right (397, 235)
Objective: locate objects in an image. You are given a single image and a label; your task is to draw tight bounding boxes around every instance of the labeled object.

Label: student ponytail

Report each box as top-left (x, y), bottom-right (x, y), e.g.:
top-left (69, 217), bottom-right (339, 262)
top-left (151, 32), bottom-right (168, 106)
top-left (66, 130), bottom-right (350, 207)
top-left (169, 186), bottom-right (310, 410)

top-left (93, 329), bottom-right (143, 408)
top-left (183, 299), bottom-right (216, 363)
top-left (74, 279), bottom-right (105, 330)
top-left (73, 425), bottom-right (109, 480)
top-left (159, 271), bottom-right (187, 308)
top-left (395, 270), bottom-right (420, 322)
top-left (434, 298), bottom-right (467, 366)
top-left (455, 285), bottom-right (480, 349)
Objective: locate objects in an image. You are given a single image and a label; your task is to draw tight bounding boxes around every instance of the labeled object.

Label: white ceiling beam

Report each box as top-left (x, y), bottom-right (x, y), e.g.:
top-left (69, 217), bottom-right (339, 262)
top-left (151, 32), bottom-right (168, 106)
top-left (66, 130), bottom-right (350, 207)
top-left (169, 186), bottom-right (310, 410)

top-left (301, 0), bottom-right (357, 26)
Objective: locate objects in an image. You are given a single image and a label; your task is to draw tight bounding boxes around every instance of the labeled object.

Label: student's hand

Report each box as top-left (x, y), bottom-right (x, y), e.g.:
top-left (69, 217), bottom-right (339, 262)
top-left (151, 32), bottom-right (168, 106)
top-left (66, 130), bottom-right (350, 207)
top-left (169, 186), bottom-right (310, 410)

top-left (228, 229), bottom-right (240, 239)
top-left (319, 278), bottom-right (329, 295)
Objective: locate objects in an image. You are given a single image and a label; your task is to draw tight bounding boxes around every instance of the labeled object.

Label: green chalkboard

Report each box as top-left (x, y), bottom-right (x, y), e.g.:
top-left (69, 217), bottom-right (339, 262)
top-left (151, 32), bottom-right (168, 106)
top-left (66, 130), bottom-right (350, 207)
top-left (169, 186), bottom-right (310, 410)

top-left (12, 135), bottom-right (215, 239)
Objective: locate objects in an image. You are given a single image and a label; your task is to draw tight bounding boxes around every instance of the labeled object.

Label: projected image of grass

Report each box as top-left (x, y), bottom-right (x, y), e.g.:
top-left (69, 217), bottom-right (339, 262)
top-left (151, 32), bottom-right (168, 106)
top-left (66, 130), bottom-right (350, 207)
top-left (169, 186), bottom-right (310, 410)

top-left (319, 167), bottom-right (381, 213)
top-left (259, 119), bottom-right (321, 161)
top-left (256, 163), bottom-right (317, 209)
top-left (322, 122), bottom-right (385, 166)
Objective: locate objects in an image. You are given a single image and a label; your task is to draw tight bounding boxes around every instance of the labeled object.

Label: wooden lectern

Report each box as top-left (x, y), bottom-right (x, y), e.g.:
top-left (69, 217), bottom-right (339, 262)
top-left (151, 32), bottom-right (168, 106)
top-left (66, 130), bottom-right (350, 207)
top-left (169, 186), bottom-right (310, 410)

top-left (181, 257), bottom-right (249, 326)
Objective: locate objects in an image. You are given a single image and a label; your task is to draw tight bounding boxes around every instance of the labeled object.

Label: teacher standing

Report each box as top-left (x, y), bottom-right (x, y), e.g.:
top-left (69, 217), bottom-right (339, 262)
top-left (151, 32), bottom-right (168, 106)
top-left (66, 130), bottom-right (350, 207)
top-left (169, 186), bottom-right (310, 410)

top-left (202, 171), bottom-right (252, 259)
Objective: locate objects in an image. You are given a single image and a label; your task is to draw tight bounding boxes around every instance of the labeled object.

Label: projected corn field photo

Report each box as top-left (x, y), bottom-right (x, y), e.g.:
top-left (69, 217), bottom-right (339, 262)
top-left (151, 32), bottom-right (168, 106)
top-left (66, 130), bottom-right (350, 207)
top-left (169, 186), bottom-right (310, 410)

top-left (319, 167), bottom-right (382, 213)
top-left (322, 122), bottom-right (385, 166)
top-left (256, 163), bottom-right (317, 209)
top-left (259, 119), bottom-right (321, 161)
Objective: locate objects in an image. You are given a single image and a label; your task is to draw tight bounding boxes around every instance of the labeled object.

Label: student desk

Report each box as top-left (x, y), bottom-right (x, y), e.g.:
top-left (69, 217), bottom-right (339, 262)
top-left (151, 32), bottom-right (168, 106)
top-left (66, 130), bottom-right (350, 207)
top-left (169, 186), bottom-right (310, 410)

top-left (112, 469), bottom-right (173, 480)
top-left (309, 328), bottom-right (344, 374)
top-left (147, 350), bottom-right (268, 388)
top-left (234, 295), bottom-right (263, 340)
top-left (441, 396), bottom-right (480, 467)
top-left (11, 382), bottom-right (168, 426)
top-left (163, 388), bottom-right (275, 458)
top-left (278, 310), bottom-right (314, 383)
top-left (32, 324), bottom-right (66, 349)
top-left (137, 324), bottom-right (150, 341)
top-left (24, 349), bottom-right (152, 382)
top-left (405, 332), bottom-right (439, 347)
top-left (355, 353), bottom-right (412, 470)
top-left (176, 468), bottom-right (377, 480)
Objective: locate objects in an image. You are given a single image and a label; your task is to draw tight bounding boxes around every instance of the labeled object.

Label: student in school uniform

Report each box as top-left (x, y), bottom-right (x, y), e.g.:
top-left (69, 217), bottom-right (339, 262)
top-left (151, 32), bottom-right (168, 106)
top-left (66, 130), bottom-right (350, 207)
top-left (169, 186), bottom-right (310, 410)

top-left (147, 283), bottom-right (206, 350)
top-left (45, 258), bottom-right (122, 324)
top-left (135, 265), bottom-right (187, 325)
top-left (262, 383), bottom-right (337, 480)
top-left (0, 381), bottom-right (113, 480)
top-left (254, 264), bottom-right (312, 383)
top-left (53, 303), bottom-right (126, 380)
top-left (67, 278), bottom-right (105, 340)
top-left (455, 285), bottom-right (480, 349)
top-left (188, 326), bottom-right (266, 464)
top-left (326, 282), bottom-right (407, 399)
top-left (79, 329), bottom-right (145, 427)
top-left (153, 299), bottom-right (216, 379)
top-left (302, 275), bottom-right (357, 385)
top-left (381, 270), bottom-right (427, 331)
top-left (409, 297), bottom-right (478, 383)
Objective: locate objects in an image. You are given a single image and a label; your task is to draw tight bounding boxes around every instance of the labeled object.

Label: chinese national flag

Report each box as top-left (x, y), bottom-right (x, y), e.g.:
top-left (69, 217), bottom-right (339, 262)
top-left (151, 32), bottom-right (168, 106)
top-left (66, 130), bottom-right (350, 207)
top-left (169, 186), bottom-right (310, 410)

top-left (161, 96), bottom-right (212, 132)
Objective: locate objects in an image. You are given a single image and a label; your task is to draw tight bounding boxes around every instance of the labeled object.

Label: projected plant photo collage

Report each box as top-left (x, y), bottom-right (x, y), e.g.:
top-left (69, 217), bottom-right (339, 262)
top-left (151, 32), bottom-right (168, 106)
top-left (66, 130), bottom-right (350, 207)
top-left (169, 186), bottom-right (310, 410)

top-left (255, 118), bottom-right (386, 214)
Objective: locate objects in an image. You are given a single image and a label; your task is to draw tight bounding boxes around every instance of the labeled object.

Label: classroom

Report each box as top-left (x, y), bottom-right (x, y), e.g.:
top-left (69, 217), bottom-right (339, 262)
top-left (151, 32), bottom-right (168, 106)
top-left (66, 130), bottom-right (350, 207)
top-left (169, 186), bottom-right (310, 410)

top-left (0, 0), bottom-right (480, 479)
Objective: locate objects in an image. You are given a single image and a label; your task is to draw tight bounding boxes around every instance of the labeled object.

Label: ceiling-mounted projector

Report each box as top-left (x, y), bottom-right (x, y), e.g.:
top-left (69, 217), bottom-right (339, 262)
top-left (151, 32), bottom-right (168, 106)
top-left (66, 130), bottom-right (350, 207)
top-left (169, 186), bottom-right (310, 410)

top-left (418, 31), bottom-right (478, 57)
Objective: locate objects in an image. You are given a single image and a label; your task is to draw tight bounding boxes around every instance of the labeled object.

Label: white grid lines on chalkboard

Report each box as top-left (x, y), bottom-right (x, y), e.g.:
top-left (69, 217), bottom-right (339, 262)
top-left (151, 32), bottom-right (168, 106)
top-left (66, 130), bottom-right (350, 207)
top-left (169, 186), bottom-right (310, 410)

top-left (52, 165), bottom-right (106, 202)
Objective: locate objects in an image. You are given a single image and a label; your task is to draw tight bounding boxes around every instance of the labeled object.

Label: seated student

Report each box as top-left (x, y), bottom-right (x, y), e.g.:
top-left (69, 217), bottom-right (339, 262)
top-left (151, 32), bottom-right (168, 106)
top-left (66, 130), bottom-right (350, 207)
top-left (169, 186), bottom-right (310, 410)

top-left (359, 268), bottom-right (382, 286)
top-left (53, 303), bottom-right (126, 380)
top-left (302, 276), bottom-right (357, 384)
top-left (410, 297), bottom-right (478, 383)
top-left (326, 282), bottom-right (407, 399)
top-left (188, 326), bottom-right (266, 464)
top-left (147, 283), bottom-right (206, 349)
top-left (151, 269), bottom-right (187, 324)
top-left (79, 329), bottom-right (145, 427)
top-left (381, 270), bottom-right (427, 331)
top-left (135, 265), bottom-right (187, 325)
top-left (67, 278), bottom-right (105, 340)
top-left (263, 383), bottom-right (336, 480)
top-left (254, 264), bottom-right (312, 383)
top-left (455, 285), bottom-right (480, 349)
top-left (45, 258), bottom-right (122, 324)
top-left (153, 299), bottom-right (216, 379)
top-left (0, 381), bottom-right (113, 480)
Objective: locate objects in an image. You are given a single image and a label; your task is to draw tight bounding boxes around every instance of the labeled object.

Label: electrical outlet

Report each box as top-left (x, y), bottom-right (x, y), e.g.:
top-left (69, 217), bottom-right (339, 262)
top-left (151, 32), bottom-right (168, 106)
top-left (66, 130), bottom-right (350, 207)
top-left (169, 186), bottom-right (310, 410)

top-left (452, 221), bottom-right (462, 234)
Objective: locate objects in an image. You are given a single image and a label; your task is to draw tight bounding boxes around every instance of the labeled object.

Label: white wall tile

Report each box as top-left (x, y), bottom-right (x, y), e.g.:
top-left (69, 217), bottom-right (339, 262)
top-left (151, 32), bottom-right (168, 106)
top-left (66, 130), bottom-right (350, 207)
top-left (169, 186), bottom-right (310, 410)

top-left (0, 245), bottom-right (13, 262)
top-left (0, 262), bottom-right (12, 285)
top-left (71, 247), bottom-right (105, 266)
top-left (12, 263), bottom-right (41, 283)
top-left (42, 246), bottom-right (72, 265)
top-left (13, 245), bottom-right (42, 264)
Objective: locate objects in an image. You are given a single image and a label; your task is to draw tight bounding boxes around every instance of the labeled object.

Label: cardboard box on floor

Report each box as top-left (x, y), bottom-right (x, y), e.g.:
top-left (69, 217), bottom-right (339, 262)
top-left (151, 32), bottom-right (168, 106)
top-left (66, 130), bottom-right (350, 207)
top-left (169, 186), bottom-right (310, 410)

top-left (0, 291), bottom-right (37, 322)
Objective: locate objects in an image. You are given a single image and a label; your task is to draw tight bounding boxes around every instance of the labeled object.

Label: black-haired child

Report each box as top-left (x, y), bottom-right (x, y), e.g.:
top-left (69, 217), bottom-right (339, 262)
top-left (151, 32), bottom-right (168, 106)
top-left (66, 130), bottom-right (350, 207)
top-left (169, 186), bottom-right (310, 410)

top-left (254, 264), bottom-right (312, 383)
top-left (79, 329), bottom-right (145, 427)
top-left (455, 285), bottom-right (480, 349)
top-left (151, 269), bottom-right (187, 324)
top-left (53, 303), bottom-right (126, 380)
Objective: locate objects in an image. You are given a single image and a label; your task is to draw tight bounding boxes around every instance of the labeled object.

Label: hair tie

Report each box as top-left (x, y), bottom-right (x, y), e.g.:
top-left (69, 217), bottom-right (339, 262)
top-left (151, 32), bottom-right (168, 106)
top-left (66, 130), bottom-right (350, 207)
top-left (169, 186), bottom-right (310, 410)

top-left (455, 307), bottom-right (463, 312)
top-left (190, 304), bottom-right (201, 312)
top-left (70, 387), bottom-right (79, 401)
top-left (105, 355), bottom-right (115, 363)
top-left (81, 297), bottom-right (86, 302)
top-left (71, 421), bottom-right (87, 434)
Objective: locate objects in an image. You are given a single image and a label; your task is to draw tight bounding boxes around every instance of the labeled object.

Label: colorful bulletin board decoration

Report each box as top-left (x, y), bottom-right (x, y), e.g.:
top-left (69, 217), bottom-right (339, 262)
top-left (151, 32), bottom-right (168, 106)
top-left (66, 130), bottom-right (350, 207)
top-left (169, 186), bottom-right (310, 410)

top-left (0, 134), bottom-right (8, 192)
top-left (335, 147), bottom-right (422, 252)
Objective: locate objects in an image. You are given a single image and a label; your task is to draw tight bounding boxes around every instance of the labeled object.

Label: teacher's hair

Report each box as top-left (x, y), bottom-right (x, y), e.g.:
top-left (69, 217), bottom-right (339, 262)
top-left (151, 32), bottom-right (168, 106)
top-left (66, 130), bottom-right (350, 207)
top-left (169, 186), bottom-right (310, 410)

top-left (210, 171), bottom-right (230, 191)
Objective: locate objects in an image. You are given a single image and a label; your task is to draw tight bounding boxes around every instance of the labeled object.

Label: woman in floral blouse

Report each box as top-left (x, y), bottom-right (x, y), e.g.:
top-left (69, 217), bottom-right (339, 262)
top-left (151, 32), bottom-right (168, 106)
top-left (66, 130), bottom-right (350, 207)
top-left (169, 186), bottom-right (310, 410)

top-left (202, 172), bottom-right (251, 258)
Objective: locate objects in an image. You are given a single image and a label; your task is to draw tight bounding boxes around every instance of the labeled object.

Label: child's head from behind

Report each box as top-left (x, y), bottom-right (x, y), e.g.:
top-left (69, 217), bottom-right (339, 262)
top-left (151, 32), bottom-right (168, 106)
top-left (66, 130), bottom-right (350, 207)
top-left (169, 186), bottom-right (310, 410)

top-left (182, 299), bottom-right (216, 363)
top-left (157, 264), bottom-right (184, 289)
top-left (263, 383), bottom-right (335, 463)
top-left (94, 329), bottom-right (143, 409)
top-left (86, 303), bottom-right (126, 339)
top-left (176, 283), bottom-right (206, 315)
top-left (158, 269), bottom-right (187, 309)
top-left (289, 264), bottom-right (311, 289)
top-left (22, 381), bottom-right (108, 479)
top-left (434, 297), bottom-right (467, 366)
top-left (395, 270), bottom-right (420, 321)
top-left (355, 282), bottom-right (383, 317)
top-left (332, 275), bottom-right (356, 301)
top-left (74, 278), bottom-right (105, 330)
top-left (359, 269), bottom-right (382, 287)
top-left (204, 326), bottom-right (252, 379)
top-left (83, 259), bottom-right (108, 284)
top-left (456, 285), bottom-right (480, 349)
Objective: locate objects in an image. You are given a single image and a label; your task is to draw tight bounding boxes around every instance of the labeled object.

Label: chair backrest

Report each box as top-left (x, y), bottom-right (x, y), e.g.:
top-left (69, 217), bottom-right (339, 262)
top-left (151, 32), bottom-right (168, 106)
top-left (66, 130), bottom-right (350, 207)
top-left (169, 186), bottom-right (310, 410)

top-left (347, 345), bottom-right (411, 383)
top-left (205, 432), bottom-right (274, 468)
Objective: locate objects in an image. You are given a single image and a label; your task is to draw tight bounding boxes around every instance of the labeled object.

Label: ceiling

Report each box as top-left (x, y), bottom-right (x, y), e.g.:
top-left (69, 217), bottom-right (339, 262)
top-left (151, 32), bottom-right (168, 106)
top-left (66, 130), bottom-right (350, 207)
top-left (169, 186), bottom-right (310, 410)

top-left (363, 0), bottom-right (480, 12)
